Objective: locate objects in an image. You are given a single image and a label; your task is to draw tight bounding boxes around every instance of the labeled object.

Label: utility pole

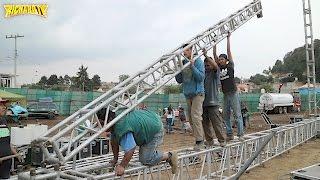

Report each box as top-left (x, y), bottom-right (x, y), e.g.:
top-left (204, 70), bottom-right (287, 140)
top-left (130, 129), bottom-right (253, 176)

top-left (302, 0), bottom-right (317, 117)
top-left (6, 34), bottom-right (24, 88)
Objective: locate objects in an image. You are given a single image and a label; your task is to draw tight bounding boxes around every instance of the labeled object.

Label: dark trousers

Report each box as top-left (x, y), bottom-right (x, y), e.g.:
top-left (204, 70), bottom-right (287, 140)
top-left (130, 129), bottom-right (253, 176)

top-left (0, 159), bottom-right (11, 179)
top-left (202, 106), bottom-right (225, 143)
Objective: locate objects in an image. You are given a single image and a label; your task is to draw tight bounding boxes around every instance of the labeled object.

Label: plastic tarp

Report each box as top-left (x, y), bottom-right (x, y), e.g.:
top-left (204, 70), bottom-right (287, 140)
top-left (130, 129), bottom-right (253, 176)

top-left (0, 90), bottom-right (27, 106)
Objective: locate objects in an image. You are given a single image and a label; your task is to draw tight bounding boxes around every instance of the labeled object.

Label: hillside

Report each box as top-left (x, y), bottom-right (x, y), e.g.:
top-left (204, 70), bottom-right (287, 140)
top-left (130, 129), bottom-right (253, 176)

top-left (270, 39), bottom-right (320, 82)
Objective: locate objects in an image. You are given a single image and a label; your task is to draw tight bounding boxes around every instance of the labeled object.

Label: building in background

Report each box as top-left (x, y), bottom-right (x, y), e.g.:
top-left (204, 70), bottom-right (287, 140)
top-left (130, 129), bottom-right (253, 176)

top-left (0, 73), bottom-right (14, 88)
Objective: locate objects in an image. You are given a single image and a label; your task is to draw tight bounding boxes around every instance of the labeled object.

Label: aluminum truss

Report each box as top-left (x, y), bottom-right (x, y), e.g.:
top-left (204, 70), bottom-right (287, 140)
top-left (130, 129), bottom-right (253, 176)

top-left (31, 0), bottom-right (263, 166)
top-left (16, 118), bottom-right (319, 180)
top-left (302, 0), bottom-right (317, 117)
top-left (15, 1), bottom-right (264, 179)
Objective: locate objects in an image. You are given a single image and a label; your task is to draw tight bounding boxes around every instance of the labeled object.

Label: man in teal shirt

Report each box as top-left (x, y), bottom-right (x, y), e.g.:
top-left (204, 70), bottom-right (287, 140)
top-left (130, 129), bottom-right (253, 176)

top-left (108, 109), bottom-right (178, 176)
top-left (175, 43), bottom-right (205, 150)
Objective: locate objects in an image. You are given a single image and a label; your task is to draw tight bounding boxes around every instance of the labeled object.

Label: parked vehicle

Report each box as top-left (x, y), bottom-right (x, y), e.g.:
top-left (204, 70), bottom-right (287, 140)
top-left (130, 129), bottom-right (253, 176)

top-left (27, 97), bottom-right (59, 119)
top-left (258, 93), bottom-right (301, 114)
top-left (7, 104), bottom-right (29, 122)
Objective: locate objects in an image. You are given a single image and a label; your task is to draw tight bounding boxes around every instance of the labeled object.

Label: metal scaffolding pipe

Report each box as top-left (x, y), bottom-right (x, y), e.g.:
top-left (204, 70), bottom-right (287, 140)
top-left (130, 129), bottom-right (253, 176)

top-left (231, 130), bottom-right (276, 180)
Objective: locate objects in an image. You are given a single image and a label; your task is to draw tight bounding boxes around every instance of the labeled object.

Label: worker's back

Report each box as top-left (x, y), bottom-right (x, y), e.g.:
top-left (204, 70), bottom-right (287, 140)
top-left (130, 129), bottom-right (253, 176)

top-left (114, 110), bottom-right (163, 146)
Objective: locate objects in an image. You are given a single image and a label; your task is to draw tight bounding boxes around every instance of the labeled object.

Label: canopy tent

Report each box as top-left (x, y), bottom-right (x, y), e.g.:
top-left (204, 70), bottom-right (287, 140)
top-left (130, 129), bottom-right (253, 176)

top-left (0, 90), bottom-right (27, 106)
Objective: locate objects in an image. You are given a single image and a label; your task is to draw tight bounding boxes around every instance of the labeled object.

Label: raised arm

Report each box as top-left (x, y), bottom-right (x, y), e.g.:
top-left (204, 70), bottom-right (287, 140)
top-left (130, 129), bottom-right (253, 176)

top-left (207, 57), bottom-right (218, 71)
top-left (203, 48), bottom-right (218, 70)
top-left (213, 45), bottom-right (218, 61)
top-left (227, 32), bottom-right (233, 61)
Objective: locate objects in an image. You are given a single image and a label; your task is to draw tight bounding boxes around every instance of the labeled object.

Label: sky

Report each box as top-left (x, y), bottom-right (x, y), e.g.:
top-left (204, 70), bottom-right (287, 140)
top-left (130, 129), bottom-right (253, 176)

top-left (0, 0), bottom-right (319, 86)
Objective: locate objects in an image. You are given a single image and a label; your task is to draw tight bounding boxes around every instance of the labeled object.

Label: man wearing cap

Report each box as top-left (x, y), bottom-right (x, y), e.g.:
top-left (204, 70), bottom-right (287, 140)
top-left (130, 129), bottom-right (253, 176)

top-left (214, 32), bottom-right (244, 141)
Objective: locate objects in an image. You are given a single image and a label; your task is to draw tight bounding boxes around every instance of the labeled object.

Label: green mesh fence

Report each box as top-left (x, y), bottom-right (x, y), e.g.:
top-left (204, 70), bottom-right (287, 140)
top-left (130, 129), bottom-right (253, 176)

top-left (0, 88), bottom-right (104, 116)
top-left (1, 88), bottom-right (316, 116)
top-left (300, 93), bottom-right (320, 111)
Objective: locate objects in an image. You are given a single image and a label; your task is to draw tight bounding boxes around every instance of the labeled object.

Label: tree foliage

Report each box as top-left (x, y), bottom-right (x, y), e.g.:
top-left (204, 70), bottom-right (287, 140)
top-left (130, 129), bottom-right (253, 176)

top-left (119, 74), bottom-right (130, 82)
top-left (73, 65), bottom-right (90, 91)
top-left (38, 76), bottom-right (47, 85)
top-left (64, 75), bottom-right (71, 86)
top-left (260, 83), bottom-right (274, 93)
top-left (271, 39), bottom-right (320, 82)
top-left (33, 65), bottom-right (102, 91)
top-left (249, 74), bottom-right (273, 85)
top-left (163, 84), bottom-right (182, 94)
top-left (47, 75), bottom-right (59, 86)
top-left (234, 77), bottom-right (241, 84)
top-left (91, 74), bottom-right (102, 90)
top-left (118, 74), bottom-right (136, 93)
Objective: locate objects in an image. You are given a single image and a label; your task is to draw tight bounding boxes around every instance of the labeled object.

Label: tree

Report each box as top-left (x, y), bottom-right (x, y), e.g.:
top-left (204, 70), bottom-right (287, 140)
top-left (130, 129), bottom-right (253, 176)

top-left (117, 74), bottom-right (136, 93)
top-left (249, 74), bottom-right (267, 85)
top-left (280, 76), bottom-right (295, 83)
top-left (271, 60), bottom-right (284, 73)
top-left (234, 77), bottom-right (241, 84)
top-left (163, 85), bottom-right (182, 94)
top-left (270, 39), bottom-right (320, 82)
top-left (249, 73), bottom-right (273, 85)
top-left (47, 74), bottom-right (59, 86)
top-left (64, 75), bottom-right (71, 86)
top-left (91, 74), bottom-right (102, 89)
top-left (70, 76), bottom-right (78, 90)
top-left (119, 74), bottom-right (130, 82)
top-left (58, 76), bottom-right (65, 85)
top-left (260, 83), bottom-right (274, 93)
top-left (38, 76), bottom-right (47, 85)
top-left (263, 67), bottom-right (272, 75)
top-left (74, 65), bottom-right (91, 91)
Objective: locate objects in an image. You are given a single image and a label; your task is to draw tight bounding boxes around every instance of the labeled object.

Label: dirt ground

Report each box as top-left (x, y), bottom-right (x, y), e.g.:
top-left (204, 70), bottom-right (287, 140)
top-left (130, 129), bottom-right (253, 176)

top-left (241, 138), bottom-right (320, 180)
top-left (9, 112), bottom-right (320, 179)
top-left (160, 111), bottom-right (309, 151)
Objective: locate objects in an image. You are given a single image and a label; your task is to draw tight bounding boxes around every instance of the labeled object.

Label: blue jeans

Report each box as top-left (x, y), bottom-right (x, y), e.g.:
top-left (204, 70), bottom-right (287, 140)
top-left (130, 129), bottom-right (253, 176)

top-left (139, 129), bottom-right (164, 166)
top-left (223, 92), bottom-right (244, 137)
top-left (166, 118), bottom-right (173, 132)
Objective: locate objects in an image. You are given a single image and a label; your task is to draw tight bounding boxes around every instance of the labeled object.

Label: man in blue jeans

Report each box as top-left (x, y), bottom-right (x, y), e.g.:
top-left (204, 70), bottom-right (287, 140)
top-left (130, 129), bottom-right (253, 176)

top-left (108, 109), bottom-right (178, 176)
top-left (213, 32), bottom-right (244, 141)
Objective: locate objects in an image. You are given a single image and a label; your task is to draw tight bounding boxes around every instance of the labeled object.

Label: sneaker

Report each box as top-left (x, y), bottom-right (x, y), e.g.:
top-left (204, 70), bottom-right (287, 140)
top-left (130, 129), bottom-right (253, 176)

top-left (168, 152), bottom-right (178, 174)
top-left (238, 136), bottom-right (245, 141)
top-left (226, 136), bottom-right (234, 142)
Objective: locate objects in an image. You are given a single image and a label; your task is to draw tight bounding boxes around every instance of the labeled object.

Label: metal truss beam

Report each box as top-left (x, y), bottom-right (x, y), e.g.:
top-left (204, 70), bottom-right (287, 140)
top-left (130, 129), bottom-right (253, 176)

top-left (17, 118), bottom-right (319, 180)
top-left (32, 0), bottom-right (263, 165)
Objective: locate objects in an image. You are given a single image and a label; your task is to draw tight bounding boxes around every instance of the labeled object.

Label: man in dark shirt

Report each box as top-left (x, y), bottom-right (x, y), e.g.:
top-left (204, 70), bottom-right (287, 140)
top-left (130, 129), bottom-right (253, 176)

top-left (214, 32), bottom-right (244, 141)
top-left (202, 49), bottom-right (226, 146)
top-left (0, 100), bottom-right (21, 179)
